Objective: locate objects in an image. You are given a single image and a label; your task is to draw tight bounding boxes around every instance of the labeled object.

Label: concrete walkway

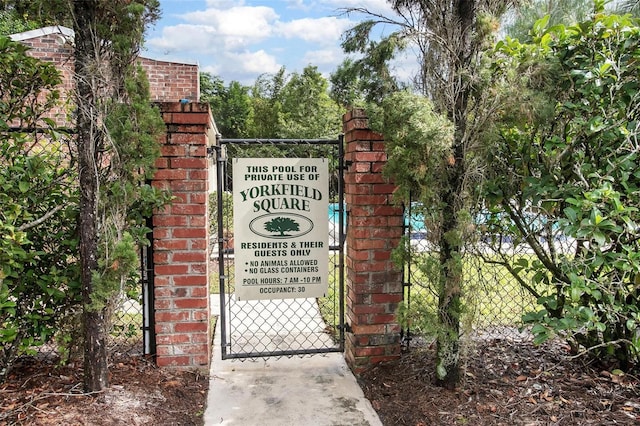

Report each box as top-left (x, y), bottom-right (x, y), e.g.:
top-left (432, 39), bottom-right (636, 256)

top-left (204, 296), bottom-right (382, 426)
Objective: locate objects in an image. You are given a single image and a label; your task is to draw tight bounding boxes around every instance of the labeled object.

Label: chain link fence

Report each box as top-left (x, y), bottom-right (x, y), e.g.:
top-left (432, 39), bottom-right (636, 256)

top-left (400, 204), bottom-right (560, 346)
top-left (402, 203), bottom-right (582, 353)
top-left (107, 285), bottom-right (145, 358)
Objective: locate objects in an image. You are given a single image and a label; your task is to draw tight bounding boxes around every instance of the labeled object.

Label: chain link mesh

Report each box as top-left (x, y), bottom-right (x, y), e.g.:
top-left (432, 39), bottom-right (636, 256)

top-left (107, 291), bottom-right (145, 357)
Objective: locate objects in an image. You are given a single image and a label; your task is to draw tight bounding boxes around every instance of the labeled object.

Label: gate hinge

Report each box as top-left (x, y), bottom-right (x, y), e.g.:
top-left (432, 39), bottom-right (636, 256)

top-left (207, 143), bottom-right (227, 160)
top-left (338, 323), bottom-right (353, 333)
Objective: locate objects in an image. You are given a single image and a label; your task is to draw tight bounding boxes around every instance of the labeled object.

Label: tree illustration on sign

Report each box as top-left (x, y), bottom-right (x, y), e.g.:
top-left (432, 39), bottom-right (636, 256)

top-left (264, 216), bottom-right (300, 236)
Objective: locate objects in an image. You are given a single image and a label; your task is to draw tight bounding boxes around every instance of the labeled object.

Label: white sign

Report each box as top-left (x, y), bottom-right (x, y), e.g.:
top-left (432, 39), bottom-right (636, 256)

top-left (233, 158), bottom-right (329, 300)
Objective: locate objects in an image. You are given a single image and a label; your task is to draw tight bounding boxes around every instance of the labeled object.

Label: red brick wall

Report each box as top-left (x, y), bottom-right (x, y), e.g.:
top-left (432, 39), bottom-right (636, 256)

top-left (151, 102), bottom-right (213, 369)
top-left (139, 57), bottom-right (199, 103)
top-left (343, 109), bottom-right (404, 374)
top-left (11, 28), bottom-right (75, 126)
top-left (12, 27), bottom-right (199, 126)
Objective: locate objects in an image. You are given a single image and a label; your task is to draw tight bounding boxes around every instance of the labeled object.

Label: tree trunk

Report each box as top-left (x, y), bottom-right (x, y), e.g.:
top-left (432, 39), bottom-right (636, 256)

top-left (74, 0), bottom-right (109, 393)
top-left (434, 0), bottom-right (477, 389)
top-left (435, 148), bottom-right (464, 389)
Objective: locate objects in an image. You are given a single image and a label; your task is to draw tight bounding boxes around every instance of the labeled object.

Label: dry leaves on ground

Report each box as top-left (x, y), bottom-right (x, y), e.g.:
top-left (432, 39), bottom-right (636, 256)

top-left (360, 339), bottom-right (640, 425)
top-left (0, 356), bottom-right (208, 426)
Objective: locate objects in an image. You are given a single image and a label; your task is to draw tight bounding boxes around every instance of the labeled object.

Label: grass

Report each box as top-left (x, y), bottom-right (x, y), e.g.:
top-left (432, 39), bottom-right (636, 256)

top-left (317, 253), bottom-right (342, 332)
top-left (209, 258), bottom-right (233, 294)
top-left (464, 257), bottom-right (539, 328)
top-left (403, 252), bottom-right (540, 333)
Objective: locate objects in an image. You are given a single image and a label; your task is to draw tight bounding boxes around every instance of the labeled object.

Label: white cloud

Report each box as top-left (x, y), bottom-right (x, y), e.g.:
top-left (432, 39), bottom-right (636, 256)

top-left (302, 47), bottom-right (343, 65)
top-left (390, 49), bottom-right (419, 85)
top-left (230, 50), bottom-right (281, 74)
top-left (205, 0), bottom-right (246, 8)
top-left (146, 24), bottom-right (218, 55)
top-left (200, 63), bottom-right (222, 76)
top-left (146, 4), bottom-right (282, 63)
top-left (199, 49), bottom-right (281, 85)
top-left (148, 0), bottom-right (395, 83)
top-left (275, 16), bottom-right (352, 44)
top-left (181, 6), bottom-right (278, 43)
top-left (284, 0), bottom-right (305, 8)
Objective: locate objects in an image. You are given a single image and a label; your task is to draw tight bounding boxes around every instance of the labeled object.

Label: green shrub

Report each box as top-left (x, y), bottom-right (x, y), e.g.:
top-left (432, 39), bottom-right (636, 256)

top-left (0, 36), bottom-right (80, 380)
top-left (486, 10), bottom-right (640, 369)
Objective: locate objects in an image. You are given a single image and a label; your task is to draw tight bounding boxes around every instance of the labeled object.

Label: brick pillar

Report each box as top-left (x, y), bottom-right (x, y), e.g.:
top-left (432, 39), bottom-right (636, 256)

top-left (343, 109), bottom-right (404, 374)
top-left (152, 102), bottom-right (214, 369)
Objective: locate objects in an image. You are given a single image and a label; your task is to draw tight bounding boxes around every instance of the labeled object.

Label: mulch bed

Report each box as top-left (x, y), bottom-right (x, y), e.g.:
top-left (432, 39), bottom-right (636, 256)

top-left (2, 339), bottom-right (639, 425)
top-left (359, 339), bottom-right (640, 425)
top-left (0, 356), bottom-right (208, 426)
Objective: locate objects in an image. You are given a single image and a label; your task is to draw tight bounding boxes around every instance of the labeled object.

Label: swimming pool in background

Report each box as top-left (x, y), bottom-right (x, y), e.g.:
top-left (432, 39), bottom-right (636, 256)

top-left (328, 203), bottom-right (343, 226)
top-left (328, 203), bottom-right (427, 234)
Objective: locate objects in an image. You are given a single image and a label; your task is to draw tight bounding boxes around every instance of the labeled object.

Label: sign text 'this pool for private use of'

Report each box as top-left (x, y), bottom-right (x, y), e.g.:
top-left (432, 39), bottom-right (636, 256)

top-left (232, 158), bottom-right (329, 301)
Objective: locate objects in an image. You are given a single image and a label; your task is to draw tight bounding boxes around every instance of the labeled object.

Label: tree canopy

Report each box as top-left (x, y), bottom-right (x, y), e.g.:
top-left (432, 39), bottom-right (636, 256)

top-left (201, 66), bottom-right (344, 141)
top-left (503, 0), bottom-right (593, 40)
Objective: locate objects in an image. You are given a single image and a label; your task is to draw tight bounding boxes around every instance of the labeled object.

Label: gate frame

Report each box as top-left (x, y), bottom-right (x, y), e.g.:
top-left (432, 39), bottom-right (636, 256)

top-left (214, 137), bottom-right (346, 360)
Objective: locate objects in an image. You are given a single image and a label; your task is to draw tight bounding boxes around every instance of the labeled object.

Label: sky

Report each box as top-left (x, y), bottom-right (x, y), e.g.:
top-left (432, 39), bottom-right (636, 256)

top-left (143, 0), bottom-right (397, 85)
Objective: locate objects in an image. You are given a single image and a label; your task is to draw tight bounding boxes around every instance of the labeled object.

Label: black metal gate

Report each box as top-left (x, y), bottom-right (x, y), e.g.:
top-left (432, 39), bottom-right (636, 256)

top-left (213, 137), bottom-right (345, 359)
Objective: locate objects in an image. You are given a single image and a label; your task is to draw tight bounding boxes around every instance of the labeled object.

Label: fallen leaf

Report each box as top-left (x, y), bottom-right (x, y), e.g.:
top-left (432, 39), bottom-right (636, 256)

top-left (611, 375), bottom-right (624, 384)
top-left (516, 375), bottom-right (528, 382)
